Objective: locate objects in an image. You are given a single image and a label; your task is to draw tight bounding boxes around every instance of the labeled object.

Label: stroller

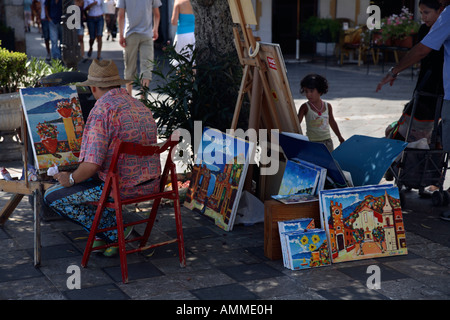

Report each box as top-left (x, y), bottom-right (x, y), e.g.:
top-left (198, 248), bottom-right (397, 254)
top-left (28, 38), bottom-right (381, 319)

top-left (388, 91), bottom-right (449, 206)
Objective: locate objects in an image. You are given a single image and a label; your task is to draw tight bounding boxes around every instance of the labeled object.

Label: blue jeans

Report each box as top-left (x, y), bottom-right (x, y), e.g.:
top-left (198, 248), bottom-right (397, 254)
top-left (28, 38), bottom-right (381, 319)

top-left (87, 16), bottom-right (104, 39)
top-left (49, 20), bottom-right (62, 60)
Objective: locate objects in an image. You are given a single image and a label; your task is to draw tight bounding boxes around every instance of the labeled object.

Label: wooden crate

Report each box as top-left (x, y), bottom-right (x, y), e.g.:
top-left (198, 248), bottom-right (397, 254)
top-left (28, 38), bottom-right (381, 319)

top-left (264, 199), bottom-right (320, 260)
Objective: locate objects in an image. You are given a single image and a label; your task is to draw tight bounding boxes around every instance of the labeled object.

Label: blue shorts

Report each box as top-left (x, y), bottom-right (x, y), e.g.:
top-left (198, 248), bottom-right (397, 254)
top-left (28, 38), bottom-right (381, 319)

top-left (87, 16), bottom-right (104, 39)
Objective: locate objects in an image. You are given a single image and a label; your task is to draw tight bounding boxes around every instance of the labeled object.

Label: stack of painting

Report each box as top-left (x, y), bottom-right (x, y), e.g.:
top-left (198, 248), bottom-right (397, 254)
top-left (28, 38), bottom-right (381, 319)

top-left (272, 158), bottom-right (326, 204)
top-left (278, 218), bottom-right (330, 270)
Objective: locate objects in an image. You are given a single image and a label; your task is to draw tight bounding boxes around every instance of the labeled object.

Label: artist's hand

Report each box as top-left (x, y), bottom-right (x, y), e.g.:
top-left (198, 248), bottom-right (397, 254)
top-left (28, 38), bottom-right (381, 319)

top-left (54, 172), bottom-right (72, 187)
top-left (376, 74), bottom-right (396, 92)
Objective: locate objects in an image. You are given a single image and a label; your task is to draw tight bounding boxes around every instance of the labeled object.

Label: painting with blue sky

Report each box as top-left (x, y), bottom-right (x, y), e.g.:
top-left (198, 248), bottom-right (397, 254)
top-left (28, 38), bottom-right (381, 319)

top-left (278, 160), bottom-right (321, 195)
top-left (184, 128), bottom-right (254, 231)
top-left (20, 86), bottom-right (84, 172)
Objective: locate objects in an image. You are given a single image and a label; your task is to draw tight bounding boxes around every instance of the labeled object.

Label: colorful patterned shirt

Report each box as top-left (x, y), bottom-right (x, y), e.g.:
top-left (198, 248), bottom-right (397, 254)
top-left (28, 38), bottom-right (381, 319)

top-left (79, 88), bottom-right (161, 198)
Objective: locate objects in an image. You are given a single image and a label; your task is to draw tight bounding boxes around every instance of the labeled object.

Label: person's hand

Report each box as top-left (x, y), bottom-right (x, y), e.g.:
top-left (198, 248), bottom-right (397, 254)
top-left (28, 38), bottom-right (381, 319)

top-left (376, 74), bottom-right (396, 92)
top-left (119, 35), bottom-right (126, 48)
top-left (338, 136), bottom-right (345, 144)
top-left (54, 172), bottom-right (72, 187)
top-left (153, 30), bottom-right (159, 41)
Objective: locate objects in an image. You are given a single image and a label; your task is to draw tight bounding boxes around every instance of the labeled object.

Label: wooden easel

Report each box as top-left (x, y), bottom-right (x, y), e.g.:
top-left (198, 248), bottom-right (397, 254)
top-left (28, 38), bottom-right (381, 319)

top-left (0, 111), bottom-right (53, 267)
top-left (228, 0), bottom-right (301, 199)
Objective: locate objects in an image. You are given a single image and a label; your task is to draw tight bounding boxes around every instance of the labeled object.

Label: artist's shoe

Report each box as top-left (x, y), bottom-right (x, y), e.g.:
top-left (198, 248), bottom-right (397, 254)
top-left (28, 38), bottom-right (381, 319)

top-left (103, 226), bottom-right (134, 257)
top-left (92, 237), bottom-right (106, 253)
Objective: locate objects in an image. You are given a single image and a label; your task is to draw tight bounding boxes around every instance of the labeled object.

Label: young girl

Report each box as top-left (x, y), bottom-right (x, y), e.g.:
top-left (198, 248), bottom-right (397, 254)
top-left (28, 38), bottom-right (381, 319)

top-left (297, 74), bottom-right (344, 152)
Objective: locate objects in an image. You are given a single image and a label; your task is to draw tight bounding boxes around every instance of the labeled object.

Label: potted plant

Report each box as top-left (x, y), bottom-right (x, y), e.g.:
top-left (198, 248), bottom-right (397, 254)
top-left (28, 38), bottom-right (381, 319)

top-left (379, 7), bottom-right (420, 47)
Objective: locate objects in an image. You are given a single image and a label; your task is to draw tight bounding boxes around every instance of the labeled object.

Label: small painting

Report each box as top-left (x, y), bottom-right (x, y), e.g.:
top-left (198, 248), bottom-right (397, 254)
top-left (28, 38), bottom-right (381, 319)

top-left (319, 185), bottom-right (408, 263)
top-left (20, 86), bottom-right (84, 172)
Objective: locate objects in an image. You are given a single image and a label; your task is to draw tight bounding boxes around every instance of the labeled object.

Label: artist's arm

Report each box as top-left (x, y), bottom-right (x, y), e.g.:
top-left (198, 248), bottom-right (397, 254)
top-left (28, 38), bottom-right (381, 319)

top-left (376, 43), bottom-right (432, 92)
top-left (118, 7), bottom-right (126, 47)
top-left (328, 104), bottom-right (344, 143)
top-left (153, 7), bottom-right (160, 41)
top-left (54, 162), bottom-right (100, 187)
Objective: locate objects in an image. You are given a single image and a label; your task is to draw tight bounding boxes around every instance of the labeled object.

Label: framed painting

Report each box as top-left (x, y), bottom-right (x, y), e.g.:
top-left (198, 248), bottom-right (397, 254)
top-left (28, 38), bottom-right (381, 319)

top-left (183, 128), bottom-right (254, 231)
top-left (20, 86), bottom-right (85, 172)
top-left (319, 184), bottom-right (408, 263)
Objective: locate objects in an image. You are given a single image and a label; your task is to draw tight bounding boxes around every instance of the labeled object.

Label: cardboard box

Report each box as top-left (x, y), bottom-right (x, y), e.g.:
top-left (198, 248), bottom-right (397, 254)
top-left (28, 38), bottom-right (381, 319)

top-left (264, 199), bottom-right (320, 260)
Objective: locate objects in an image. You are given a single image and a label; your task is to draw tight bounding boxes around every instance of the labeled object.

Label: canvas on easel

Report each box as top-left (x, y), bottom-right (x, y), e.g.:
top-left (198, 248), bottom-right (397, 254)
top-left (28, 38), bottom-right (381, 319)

top-left (20, 86), bottom-right (85, 173)
top-left (183, 128), bottom-right (254, 231)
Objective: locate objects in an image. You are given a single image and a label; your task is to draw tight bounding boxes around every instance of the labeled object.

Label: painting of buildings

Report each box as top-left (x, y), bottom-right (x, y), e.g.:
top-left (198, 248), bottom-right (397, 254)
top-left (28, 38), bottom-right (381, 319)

top-left (20, 86), bottom-right (85, 172)
top-left (184, 128), bottom-right (254, 231)
top-left (319, 185), bottom-right (407, 263)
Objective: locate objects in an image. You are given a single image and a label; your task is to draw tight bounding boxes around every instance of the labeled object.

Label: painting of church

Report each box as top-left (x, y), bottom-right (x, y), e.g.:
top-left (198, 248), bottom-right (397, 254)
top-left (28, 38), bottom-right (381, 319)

top-left (320, 185), bottom-right (407, 263)
top-left (183, 128), bottom-right (253, 231)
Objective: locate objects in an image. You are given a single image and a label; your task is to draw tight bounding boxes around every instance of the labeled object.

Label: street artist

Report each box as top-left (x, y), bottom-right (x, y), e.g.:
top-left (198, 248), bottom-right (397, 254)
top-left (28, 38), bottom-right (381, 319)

top-left (43, 59), bottom-right (161, 256)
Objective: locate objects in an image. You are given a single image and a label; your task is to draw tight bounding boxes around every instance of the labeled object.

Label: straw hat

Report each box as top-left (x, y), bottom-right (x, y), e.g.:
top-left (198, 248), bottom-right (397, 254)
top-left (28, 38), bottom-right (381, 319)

top-left (77, 59), bottom-right (131, 87)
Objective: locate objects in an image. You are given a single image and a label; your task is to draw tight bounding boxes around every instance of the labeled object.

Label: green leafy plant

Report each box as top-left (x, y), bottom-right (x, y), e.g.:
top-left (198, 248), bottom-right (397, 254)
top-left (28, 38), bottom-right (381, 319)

top-left (22, 57), bottom-right (74, 88)
top-left (0, 47), bottom-right (27, 93)
top-left (380, 7), bottom-right (420, 41)
top-left (136, 45), bottom-right (248, 167)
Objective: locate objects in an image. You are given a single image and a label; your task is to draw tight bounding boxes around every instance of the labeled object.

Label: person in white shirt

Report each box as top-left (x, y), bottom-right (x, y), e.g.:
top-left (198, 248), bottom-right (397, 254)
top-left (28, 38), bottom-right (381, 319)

top-left (117, 0), bottom-right (161, 95)
top-left (85, 0), bottom-right (104, 60)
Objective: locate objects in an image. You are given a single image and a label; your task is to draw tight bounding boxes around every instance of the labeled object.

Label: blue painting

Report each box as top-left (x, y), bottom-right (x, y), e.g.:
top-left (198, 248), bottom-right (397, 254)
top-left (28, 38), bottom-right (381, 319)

top-left (184, 128), bottom-right (254, 231)
top-left (278, 160), bottom-right (321, 195)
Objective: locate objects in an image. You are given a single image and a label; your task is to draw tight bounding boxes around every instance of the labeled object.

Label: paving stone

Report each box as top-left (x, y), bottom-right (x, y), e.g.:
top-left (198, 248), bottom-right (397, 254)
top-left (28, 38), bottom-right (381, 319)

top-left (190, 283), bottom-right (260, 300)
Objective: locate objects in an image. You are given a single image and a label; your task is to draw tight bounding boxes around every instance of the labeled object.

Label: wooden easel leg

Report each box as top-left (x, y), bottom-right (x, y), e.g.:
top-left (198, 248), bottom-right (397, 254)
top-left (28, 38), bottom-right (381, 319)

top-left (231, 64), bottom-right (251, 130)
top-left (34, 184), bottom-right (43, 267)
top-left (0, 194), bottom-right (24, 225)
top-left (244, 68), bottom-right (263, 192)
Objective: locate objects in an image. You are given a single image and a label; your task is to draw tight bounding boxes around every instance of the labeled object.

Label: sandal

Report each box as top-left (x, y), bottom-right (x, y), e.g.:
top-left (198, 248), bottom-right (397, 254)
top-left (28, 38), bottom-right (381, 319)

top-left (103, 226), bottom-right (134, 257)
top-left (92, 237), bottom-right (106, 253)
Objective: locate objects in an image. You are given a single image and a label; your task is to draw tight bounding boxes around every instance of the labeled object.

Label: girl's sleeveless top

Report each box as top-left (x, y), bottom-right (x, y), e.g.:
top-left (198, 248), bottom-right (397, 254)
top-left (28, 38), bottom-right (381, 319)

top-left (304, 101), bottom-right (331, 141)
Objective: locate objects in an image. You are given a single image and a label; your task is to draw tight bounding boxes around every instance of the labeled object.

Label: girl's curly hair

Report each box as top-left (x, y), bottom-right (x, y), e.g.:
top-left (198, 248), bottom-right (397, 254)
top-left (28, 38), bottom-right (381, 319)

top-left (300, 74), bottom-right (328, 95)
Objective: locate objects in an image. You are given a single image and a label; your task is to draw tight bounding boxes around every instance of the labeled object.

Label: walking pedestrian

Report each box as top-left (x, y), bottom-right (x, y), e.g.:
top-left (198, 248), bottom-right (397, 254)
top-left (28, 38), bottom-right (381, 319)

top-left (117, 0), bottom-right (161, 96)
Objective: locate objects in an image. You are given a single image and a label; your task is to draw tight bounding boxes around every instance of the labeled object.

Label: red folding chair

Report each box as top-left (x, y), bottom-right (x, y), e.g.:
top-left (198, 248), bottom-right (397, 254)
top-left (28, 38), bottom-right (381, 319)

top-left (81, 135), bottom-right (186, 283)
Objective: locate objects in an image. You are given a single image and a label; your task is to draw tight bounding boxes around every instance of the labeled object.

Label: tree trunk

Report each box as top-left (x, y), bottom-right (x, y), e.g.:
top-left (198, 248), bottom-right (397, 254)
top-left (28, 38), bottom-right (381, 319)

top-left (191, 0), bottom-right (236, 65)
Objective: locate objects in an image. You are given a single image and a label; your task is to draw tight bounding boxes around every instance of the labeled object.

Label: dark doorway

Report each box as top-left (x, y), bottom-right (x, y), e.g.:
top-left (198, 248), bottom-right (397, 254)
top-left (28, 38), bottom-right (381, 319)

top-left (272, 0), bottom-right (318, 56)
top-left (370, 0), bottom-right (416, 18)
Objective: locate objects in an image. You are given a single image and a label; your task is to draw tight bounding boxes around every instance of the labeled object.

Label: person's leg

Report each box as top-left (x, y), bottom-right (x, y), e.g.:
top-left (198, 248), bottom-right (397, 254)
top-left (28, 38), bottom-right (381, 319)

top-left (44, 178), bottom-right (118, 242)
top-left (86, 18), bottom-right (95, 57)
top-left (123, 33), bottom-right (139, 95)
top-left (48, 20), bottom-right (61, 60)
top-left (95, 16), bottom-right (104, 59)
top-left (139, 36), bottom-right (154, 98)
top-left (41, 19), bottom-right (51, 59)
